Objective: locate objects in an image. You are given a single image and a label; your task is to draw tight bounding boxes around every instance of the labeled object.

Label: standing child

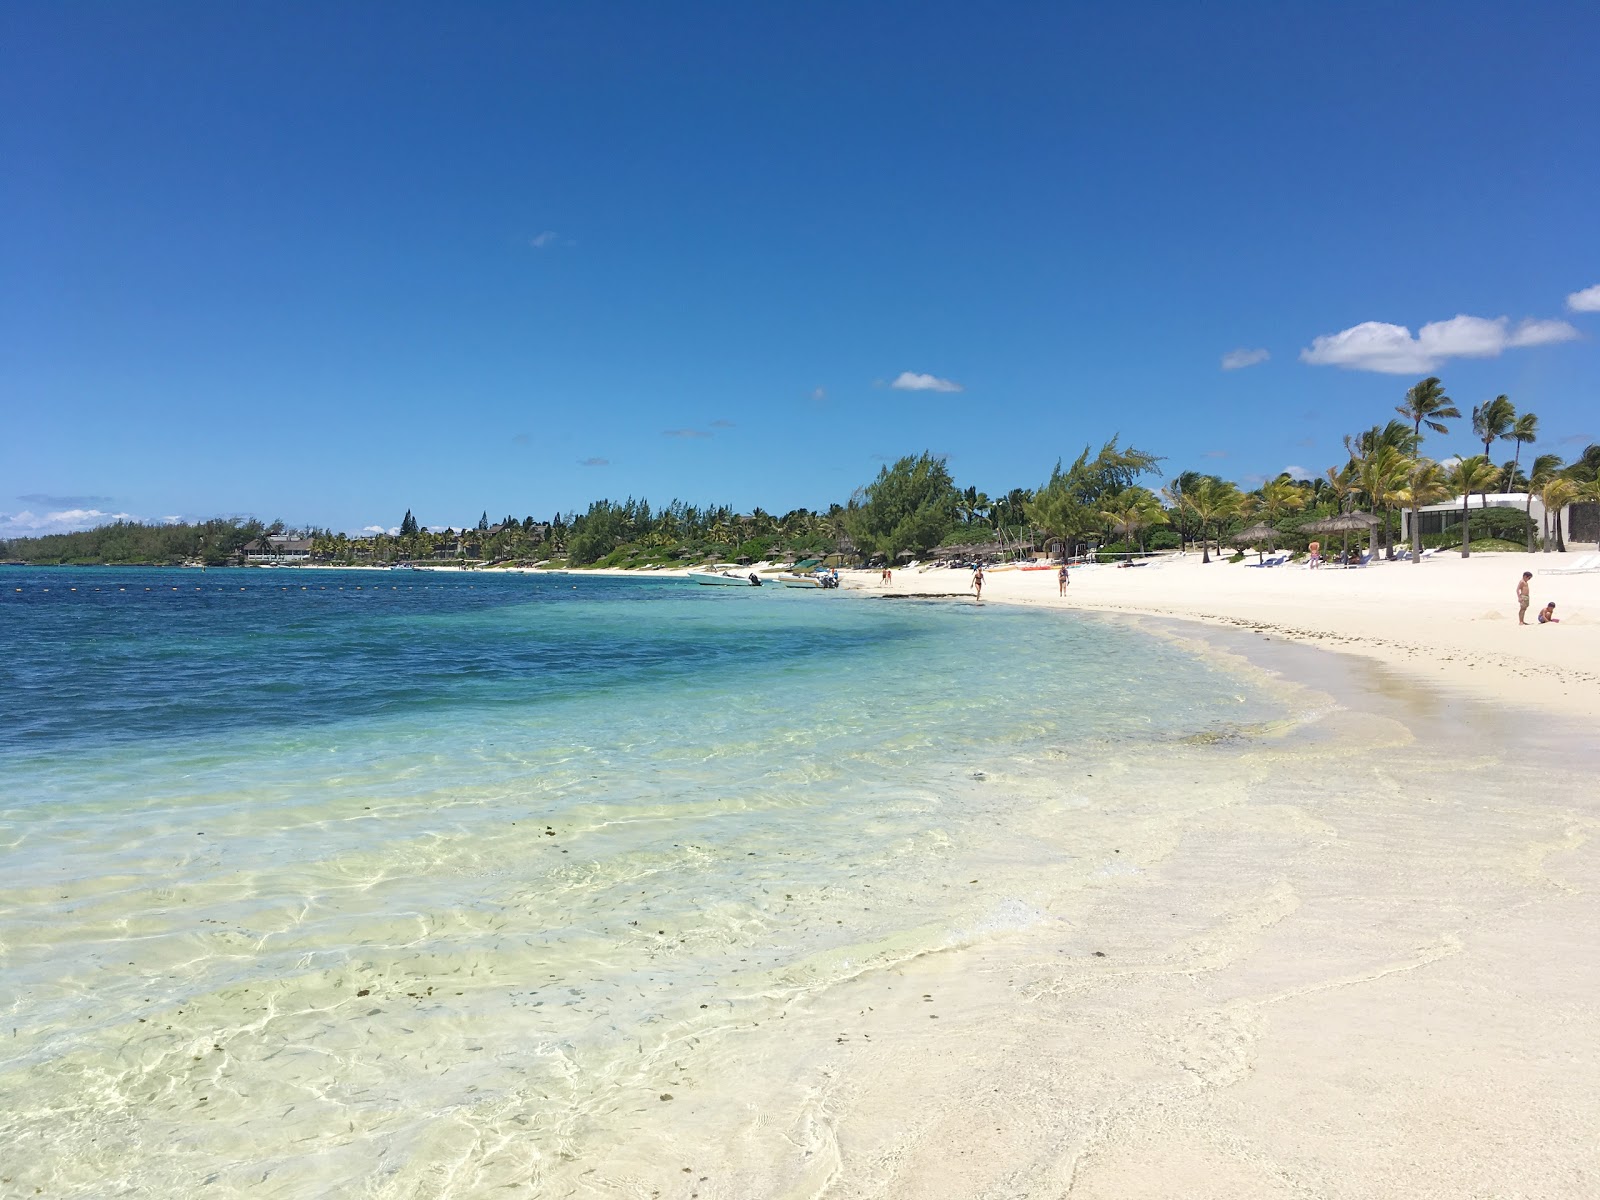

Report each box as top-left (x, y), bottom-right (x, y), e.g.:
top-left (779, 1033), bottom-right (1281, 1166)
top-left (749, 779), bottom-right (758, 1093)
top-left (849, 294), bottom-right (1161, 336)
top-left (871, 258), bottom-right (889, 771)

top-left (1517, 571), bottom-right (1532, 625)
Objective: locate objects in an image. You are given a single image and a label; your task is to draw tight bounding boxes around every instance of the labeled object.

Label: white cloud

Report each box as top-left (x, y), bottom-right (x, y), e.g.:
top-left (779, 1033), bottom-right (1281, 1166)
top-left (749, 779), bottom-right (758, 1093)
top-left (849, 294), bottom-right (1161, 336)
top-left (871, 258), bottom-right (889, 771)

top-left (811, 387), bottom-right (827, 402)
top-left (1282, 464), bottom-right (1311, 481)
top-left (163, 515), bottom-right (184, 524)
top-left (530, 231), bottom-right (560, 249)
top-left (1567, 284), bottom-right (1600, 313)
top-left (663, 428), bottom-right (711, 438)
top-left (1201, 449), bottom-right (1229, 459)
top-left (362, 525), bottom-right (389, 535)
top-left (578, 457), bottom-right (609, 467)
top-left (0, 507), bottom-right (137, 538)
top-left (890, 371), bottom-right (963, 393)
top-left (1221, 347), bottom-right (1269, 370)
top-left (1300, 313), bottom-right (1581, 374)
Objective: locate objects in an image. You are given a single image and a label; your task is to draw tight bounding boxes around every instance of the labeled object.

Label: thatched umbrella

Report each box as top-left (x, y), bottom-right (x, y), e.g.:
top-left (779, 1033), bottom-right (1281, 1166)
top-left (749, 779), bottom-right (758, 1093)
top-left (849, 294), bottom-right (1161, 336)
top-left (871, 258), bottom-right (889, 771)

top-left (1232, 521), bottom-right (1279, 561)
top-left (1301, 511), bottom-right (1378, 562)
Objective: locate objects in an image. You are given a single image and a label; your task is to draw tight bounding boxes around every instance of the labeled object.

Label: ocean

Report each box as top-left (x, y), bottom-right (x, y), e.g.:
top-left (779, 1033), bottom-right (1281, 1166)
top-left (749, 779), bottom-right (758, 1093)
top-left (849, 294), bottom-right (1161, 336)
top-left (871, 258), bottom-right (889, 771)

top-left (0, 567), bottom-right (1364, 1196)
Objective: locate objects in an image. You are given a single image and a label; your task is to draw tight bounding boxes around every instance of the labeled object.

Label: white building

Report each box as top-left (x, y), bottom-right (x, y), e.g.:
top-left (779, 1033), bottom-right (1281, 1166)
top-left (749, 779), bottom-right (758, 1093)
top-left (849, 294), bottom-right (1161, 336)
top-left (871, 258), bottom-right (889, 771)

top-left (1398, 492), bottom-right (1582, 547)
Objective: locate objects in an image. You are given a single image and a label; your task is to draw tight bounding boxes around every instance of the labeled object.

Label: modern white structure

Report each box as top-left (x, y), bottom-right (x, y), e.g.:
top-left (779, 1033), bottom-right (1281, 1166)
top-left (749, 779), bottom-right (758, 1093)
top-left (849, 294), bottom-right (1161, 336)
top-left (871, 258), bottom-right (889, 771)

top-left (1398, 492), bottom-right (1582, 547)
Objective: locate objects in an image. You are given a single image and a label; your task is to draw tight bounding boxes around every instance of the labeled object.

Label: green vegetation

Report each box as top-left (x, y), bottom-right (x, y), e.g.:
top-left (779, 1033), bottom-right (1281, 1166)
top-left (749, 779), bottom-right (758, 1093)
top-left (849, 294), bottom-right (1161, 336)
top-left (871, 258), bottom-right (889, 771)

top-left (4, 399), bottom-right (1596, 569)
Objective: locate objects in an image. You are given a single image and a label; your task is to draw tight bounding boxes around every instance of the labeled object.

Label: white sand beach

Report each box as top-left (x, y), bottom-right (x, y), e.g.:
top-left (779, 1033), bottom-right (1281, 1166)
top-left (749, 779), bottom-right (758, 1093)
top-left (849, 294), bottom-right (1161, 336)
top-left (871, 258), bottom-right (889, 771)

top-left (850, 552), bottom-right (1600, 721)
top-left (668, 552), bottom-right (1593, 1199)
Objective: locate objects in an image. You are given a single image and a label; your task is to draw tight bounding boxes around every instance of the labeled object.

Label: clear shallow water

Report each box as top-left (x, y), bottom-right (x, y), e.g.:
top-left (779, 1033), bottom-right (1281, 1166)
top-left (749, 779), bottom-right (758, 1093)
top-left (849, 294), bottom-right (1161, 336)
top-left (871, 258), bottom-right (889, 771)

top-left (1, 567), bottom-right (1288, 1197)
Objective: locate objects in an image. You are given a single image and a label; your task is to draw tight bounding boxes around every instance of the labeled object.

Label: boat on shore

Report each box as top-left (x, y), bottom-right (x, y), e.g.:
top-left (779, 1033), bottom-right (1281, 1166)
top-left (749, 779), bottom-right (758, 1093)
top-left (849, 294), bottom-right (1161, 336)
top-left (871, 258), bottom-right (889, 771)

top-left (688, 569), bottom-right (762, 587)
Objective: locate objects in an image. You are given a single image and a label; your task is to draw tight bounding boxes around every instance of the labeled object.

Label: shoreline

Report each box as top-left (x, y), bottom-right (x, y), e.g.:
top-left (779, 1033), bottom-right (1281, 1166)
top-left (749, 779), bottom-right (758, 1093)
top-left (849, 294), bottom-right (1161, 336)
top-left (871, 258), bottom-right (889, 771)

top-left (840, 553), bottom-right (1600, 722)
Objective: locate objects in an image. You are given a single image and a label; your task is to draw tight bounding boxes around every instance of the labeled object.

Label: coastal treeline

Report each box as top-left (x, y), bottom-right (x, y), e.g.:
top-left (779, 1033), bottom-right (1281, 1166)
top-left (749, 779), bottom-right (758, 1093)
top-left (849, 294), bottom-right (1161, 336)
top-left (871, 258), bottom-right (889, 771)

top-left (6, 376), bottom-right (1598, 567)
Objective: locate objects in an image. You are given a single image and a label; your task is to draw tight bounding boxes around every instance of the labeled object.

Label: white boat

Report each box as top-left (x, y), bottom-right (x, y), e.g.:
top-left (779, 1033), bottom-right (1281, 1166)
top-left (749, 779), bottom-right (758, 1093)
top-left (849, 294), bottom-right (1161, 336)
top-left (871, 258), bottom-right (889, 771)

top-left (777, 570), bottom-right (839, 589)
top-left (688, 569), bottom-right (762, 587)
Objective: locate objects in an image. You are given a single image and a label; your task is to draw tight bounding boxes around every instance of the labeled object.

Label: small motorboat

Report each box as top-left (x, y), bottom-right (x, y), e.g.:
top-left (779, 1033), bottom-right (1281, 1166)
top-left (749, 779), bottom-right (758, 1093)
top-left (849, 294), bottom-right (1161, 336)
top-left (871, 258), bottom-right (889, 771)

top-left (777, 569), bottom-right (840, 589)
top-left (688, 569), bottom-right (762, 586)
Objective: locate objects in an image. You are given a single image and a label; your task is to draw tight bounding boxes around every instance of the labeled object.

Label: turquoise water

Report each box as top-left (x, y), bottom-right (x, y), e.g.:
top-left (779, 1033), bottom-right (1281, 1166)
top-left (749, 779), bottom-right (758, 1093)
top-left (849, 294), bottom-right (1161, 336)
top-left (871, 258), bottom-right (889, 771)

top-left (1, 567), bottom-right (1286, 1197)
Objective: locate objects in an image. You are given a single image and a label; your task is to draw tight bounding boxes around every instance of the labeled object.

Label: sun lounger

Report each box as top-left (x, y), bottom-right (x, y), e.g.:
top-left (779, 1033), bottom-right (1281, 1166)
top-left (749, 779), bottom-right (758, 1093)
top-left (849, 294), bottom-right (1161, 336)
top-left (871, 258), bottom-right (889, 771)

top-left (1541, 553), bottom-right (1600, 575)
top-left (1325, 552), bottom-right (1371, 569)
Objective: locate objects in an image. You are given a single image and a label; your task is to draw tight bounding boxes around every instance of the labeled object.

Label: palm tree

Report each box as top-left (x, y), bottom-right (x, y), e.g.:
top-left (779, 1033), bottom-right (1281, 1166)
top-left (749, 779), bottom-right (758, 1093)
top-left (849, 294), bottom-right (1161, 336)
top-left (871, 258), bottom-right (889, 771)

top-left (1505, 412), bottom-right (1538, 504)
top-left (1322, 464), bottom-right (1356, 515)
top-left (1099, 487), bottom-right (1168, 554)
top-left (1471, 396), bottom-right (1517, 506)
top-left (1243, 477), bottom-right (1306, 552)
top-left (1396, 458), bottom-right (1455, 562)
top-left (1395, 376), bottom-right (1460, 446)
top-left (1539, 477), bottom-right (1579, 553)
top-left (1444, 456), bottom-right (1500, 557)
top-left (1353, 444), bottom-right (1408, 558)
top-left (1524, 454), bottom-right (1563, 551)
top-left (1180, 478), bottom-right (1242, 563)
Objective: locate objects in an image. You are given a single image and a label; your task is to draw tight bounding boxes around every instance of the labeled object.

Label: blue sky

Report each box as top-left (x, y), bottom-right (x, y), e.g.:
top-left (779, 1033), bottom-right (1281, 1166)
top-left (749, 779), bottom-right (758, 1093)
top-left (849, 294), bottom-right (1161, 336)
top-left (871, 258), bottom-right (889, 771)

top-left (4, 1), bottom-right (1598, 537)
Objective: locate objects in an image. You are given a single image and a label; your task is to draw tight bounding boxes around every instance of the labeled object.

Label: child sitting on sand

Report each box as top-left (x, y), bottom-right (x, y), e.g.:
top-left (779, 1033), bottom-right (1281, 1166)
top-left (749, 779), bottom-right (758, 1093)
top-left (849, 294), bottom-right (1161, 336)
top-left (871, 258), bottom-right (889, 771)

top-left (1537, 602), bottom-right (1559, 624)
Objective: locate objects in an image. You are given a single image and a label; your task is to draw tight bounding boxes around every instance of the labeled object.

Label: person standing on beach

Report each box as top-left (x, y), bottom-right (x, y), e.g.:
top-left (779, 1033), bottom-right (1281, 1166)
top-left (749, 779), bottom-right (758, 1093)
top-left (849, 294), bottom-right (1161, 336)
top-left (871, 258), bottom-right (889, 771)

top-left (1058, 563), bottom-right (1070, 595)
top-left (1517, 571), bottom-right (1532, 624)
top-left (972, 566), bottom-right (984, 601)
top-left (1308, 540), bottom-right (1320, 569)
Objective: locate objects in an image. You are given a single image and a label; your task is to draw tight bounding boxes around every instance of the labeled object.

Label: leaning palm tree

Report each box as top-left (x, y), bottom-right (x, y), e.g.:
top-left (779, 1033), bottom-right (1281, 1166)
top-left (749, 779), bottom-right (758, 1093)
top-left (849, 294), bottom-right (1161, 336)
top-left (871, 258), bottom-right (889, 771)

top-left (1444, 456), bottom-right (1501, 557)
top-left (1505, 411), bottom-right (1538, 505)
top-left (1180, 477), bottom-right (1242, 563)
top-left (1396, 458), bottom-right (1455, 562)
top-left (1471, 395), bottom-right (1517, 506)
top-left (1524, 454), bottom-right (1564, 551)
top-left (1396, 376), bottom-right (1460, 446)
top-left (1539, 477), bottom-right (1579, 553)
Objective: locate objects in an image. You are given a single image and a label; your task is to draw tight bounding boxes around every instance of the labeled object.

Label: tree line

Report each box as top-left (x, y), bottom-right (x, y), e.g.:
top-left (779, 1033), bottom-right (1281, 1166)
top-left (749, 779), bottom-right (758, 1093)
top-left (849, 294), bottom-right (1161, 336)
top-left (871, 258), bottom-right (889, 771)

top-left (5, 376), bottom-right (1597, 567)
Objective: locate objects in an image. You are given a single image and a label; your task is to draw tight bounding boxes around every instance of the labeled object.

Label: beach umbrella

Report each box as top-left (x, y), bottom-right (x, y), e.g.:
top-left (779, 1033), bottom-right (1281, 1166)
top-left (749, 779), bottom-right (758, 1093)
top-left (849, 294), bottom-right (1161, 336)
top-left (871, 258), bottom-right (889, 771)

top-left (1232, 521), bottom-right (1279, 561)
top-left (1300, 511), bottom-right (1377, 561)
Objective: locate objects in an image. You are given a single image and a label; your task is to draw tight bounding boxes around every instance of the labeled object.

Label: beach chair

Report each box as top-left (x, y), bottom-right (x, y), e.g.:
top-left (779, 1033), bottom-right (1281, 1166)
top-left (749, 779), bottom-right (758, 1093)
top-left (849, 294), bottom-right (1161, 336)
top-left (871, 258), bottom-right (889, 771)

top-left (1541, 553), bottom-right (1600, 575)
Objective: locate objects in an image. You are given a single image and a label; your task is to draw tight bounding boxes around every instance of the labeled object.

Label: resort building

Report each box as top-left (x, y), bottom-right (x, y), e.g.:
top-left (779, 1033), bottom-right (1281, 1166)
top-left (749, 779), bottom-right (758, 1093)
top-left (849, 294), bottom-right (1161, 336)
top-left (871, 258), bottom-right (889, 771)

top-left (1398, 492), bottom-right (1576, 546)
top-left (240, 535), bottom-right (313, 564)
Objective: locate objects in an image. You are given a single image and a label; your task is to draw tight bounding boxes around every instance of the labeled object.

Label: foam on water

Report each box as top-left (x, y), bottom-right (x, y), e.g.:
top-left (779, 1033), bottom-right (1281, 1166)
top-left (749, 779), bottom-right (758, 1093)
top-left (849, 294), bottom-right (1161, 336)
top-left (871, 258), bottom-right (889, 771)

top-left (2, 567), bottom-right (1295, 1196)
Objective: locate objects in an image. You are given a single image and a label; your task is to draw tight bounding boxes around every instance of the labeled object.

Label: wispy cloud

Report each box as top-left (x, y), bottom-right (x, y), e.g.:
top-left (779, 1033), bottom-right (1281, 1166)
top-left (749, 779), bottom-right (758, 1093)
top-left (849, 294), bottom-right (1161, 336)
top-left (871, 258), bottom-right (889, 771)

top-left (1282, 464), bottom-right (1311, 481)
top-left (1201, 449), bottom-right (1229, 459)
top-left (0, 507), bottom-right (137, 538)
top-left (1301, 313), bottom-right (1580, 374)
top-left (1221, 348), bottom-right (1269, 370)
top-left (1295, 436), bottom-right (1316, 449)
top-left (16, 492), bottom-right (114, 507)
top-left (709, 418), bottom-right (736, 428)
top-left (529, 231), bottom-right (572, 250)
top-left (1567, 284), bottom-right (1600, 313)
top-left (1559, 431), bottom-right (1594, 445)
top-left (663, 428), bottom-right (711, 438)
top-left (578, 457), bottom-right (609, 467)
top-left (511, 432), bottom-right (532, 446)
top-left (890, 371), bottom-right (963, 393)
top-left (811, 387), bottom-right (827, 402)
